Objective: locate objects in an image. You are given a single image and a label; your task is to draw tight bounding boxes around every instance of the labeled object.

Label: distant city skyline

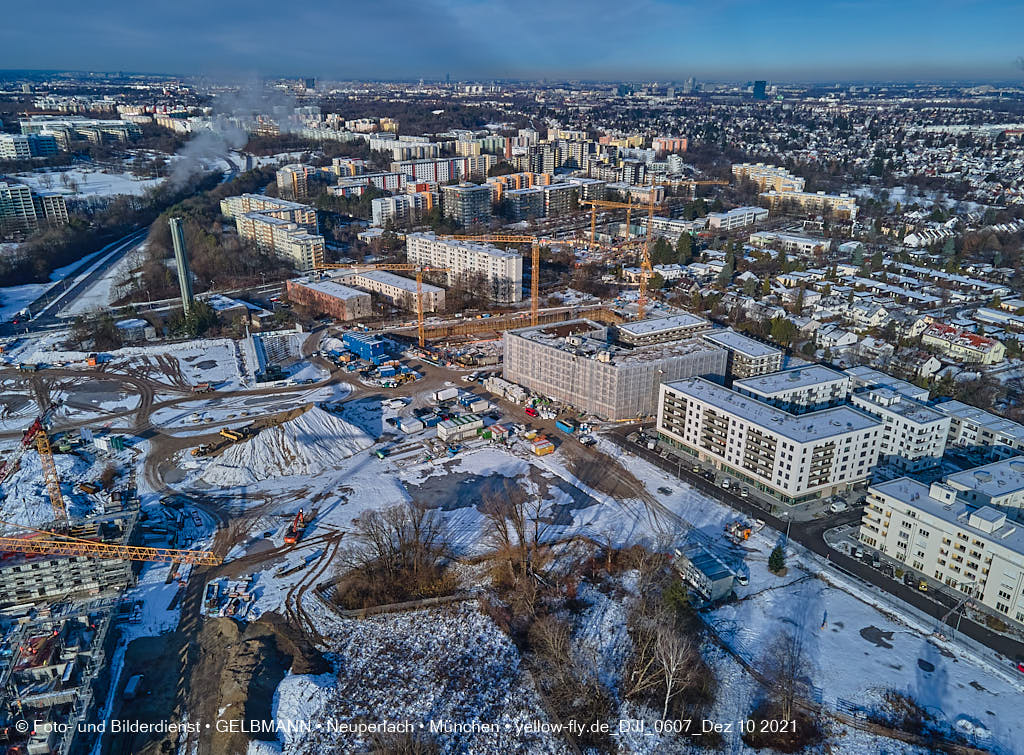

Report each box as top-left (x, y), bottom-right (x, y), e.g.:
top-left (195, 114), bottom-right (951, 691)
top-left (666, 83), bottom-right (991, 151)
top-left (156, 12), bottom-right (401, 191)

top-left (1, 0), bottom-right (1022, 83)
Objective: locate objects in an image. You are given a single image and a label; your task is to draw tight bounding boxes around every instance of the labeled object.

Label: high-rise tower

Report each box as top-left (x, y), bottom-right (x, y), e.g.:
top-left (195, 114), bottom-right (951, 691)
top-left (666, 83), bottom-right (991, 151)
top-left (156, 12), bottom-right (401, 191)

top-left (168, 217), bottom-right (194, 316)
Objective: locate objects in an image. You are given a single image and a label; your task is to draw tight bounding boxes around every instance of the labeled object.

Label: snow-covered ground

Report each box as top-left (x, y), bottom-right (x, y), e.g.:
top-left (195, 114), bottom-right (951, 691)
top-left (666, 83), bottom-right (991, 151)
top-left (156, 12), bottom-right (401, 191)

top-left (59, 243), bottom-right (147, 316)
top-left (0, 249), bottom-right (108, 322)
top-left (11, 168), bottom-right (163, 199)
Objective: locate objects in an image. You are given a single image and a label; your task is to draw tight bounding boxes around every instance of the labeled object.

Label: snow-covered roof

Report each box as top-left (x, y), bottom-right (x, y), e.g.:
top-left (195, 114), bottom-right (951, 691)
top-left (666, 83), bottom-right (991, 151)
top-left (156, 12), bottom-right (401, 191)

top-left (666, 377), bottom-right (881, 444)
top-left (733, 365), bottom-right (848, 396)
top-left (702, 329), bottom-right (781, 358)
top-left (946, 458), bottom-right (1024, 500)
top-left (617, 313), bottom-right (708, 337)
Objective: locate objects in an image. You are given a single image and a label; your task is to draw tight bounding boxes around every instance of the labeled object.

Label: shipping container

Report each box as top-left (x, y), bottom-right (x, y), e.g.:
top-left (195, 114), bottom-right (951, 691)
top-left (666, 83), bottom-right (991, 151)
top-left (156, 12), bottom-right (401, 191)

top-left (555, 419), bottom-right (578, 434)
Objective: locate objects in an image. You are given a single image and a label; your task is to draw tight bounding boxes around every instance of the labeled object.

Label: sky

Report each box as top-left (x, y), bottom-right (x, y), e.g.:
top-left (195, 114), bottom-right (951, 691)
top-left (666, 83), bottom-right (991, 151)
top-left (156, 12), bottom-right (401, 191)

top-left (2, 0), bottom-right (1023, 82)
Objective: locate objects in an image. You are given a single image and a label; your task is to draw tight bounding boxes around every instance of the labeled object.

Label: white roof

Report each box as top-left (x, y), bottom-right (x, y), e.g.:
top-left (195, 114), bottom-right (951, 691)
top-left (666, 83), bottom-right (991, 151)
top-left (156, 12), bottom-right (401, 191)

top-left (733, 365), bottom-right (848, 396)
top-left (703, 329), bottom-right (781, 358)
top-left (666, 377), bottom-right (881, 443)
top-left (946, 458), bottom-right (1024, 499)
top-left (340, 269), bottom-right (443, 294)
top-left (618, 313), bottom-right (708, 336)
top-left (293, 278), bottom-right (368, 300)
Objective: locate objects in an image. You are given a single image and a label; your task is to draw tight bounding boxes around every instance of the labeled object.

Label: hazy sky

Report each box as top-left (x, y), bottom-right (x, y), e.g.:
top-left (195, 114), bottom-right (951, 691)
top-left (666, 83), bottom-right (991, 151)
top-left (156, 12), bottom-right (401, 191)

top-left (2, 0), bottom-right (1022, 81)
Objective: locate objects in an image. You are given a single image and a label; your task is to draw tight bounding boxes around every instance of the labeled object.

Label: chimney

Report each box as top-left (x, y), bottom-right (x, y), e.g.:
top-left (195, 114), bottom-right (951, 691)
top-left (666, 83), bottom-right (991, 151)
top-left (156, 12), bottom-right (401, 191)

top-left (168, 217), bottom-right (194, 316)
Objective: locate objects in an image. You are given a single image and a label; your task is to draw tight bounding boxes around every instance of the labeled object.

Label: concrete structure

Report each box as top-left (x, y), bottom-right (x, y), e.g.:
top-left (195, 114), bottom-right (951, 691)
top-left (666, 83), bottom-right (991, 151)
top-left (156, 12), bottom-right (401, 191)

top-left (221, 194), bottom-right (324, 271)
top-left (731, 163), bottom-right (806, 193)
top-left (502, 320), bottom-right (727, 420)
top-left (702, 329), bottom-right (783, 378)
top-left (859, 477), bottom-right (1024, 627)
top-left (168, 217), bottom-right (195, 316)
top-left (760, 190), bottom-right (859, 221)
top-left (921, 323), bottom-right (1005, 364)
top-left (748, 231), bottom-right (830, 257)
top-left (849, 388), bottom-right (950, 473)
top-left (0, 133), bottom-right (59, 158)
top-left (707, 205), bottom-right (768, 231)
top-left (674, 545), bottom-right (734, 602)
top-left (392, 155), bottom-right (495, 184)
top-left (441, 183), bottom-right (492, 227)
top-left (613, 313), bottom-right (711, 346)
top-left (733, 366), bottom-right (850, 413)
top-left (285, 276), bottom-right (372, 321)
top-left (640, 215), bottom-right (708, 243)
top-left (371, 192), bottom-right (433, 227)
top-left (406, 232), bottom-right (522, 303)
top-left (945, 458), bottom-right (1024, 519)
top-left (844, 366), bottom-right (930, 402)
top-left (0, 182), bottom-right (68, 233)
top-left (935, 400), bottom-right (1024, 458)
top-left (658, 377), bottom-right (882, 503)
top-left (340, 269), bottom-right (444, 312)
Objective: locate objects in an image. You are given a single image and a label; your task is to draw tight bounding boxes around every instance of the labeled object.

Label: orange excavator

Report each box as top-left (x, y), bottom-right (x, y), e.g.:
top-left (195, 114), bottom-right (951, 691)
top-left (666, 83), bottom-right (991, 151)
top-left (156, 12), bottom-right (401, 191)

top-left (284, 509), bottom-right (306, 545)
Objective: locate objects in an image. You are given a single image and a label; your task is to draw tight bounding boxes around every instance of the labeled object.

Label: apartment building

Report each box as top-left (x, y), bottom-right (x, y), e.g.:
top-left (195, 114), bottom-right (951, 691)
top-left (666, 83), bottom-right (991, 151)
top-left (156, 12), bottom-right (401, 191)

top-left (945, 458), bottom-right (1024, 519)
top-left (640, 215), bottom-right (708, 243)
top-left (441, 183), bottom-right (492, 227)
top-left (921, 323), bottom-right (1005, 365)
top-left (276, 164), bottom-right (323, 199)
top-left (392, 155), bottom-right (496, 184)
top-left (658, 377), bottom-right (882, 503)
top-left (331, 172), bottom-right (409, 197)
top-left (340, 269), bottom-right (444, 312)
top-left (220, 194), bottom-right (318, 231)
top-left (748, 231), bottom-right (830, 257)
top-left (731, 163), bottom-right (806, 193)
top-left (371, 192), bottom-right (433, 227)
top-left (760, 190), bottom-right (859, 221)
top-left (0, 182), bottom-right (68, 234)
top-left (614, 313), bottom-right (711, 346)
top-left (859, 477), bottom-right (1024, 628)
top-left (486, 171), bottom-right (552, 202)
top-left (285, 276), bottom-right (372, 321)
top-left (221, 194), bottom-right (323, 270)
top-left (702, 329), bottom-right (783, 379)
top-left (20, 116), bottom-right (141, 146)
top-left (707, 205), bottom-right (769, 231)
top-left (935, 400), bottom-right (1024, 458)
top-left (406, 232), bottom-right (522, 303)
top-left (652, 137), bottom-right (688, 154)
top-left (504, 187), bottom-right (546, 221)
top-left (503, 320), bottom-right (726, 420)
top-left (0, 133), bottom-right (59, 158)
top-left (849, 388), bottom-right (950, 472)
top-left (733, 365), bottom-right (850, 413)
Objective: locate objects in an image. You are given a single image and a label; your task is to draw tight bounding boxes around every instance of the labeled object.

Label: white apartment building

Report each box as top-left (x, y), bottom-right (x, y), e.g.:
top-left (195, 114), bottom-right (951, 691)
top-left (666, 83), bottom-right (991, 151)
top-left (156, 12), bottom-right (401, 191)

top-left (760, 190), bottom-right (859, 221)
top-left (0, 134), bottom-right (31, 159)
top-left (849, 388), bottom-right (950, 473)
top-left (945, 458), bottom-right (1024, 519)
top-left (748, 231), bottom-right (830, 257)
top-left (731, 163), bottom-right (806, 193)
top-left (371, 192), bottom-right (433, 227)
top-left (859, 477), bottom-right (1024, 627)
top-left (935, 400), bottom-right (1024, 458)
top-left (339, 270), bottom-right (445, 312)
top-left (614, 313), bottom-right (711, 346)
top-left (658, 377), bottom-right (882, 503)
top-left (239, 213), bottom-right (325, 271)
top-left (406, 232), bottom-right (522, 304)
top-left (732, 366), bottom-right (850, 413)
top-left (639, 215), bottom-right (708, 243)
top-left (701, 329), bottom-right (783, 379)
top-left (707, 206), bottom-right (769, 231)
top-left (220, 194), bottom-right (318, 231)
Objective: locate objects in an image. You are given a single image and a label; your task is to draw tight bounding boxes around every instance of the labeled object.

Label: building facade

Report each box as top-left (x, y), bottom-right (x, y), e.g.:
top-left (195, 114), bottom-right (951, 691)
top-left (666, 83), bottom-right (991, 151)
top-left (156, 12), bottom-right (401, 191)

top-left (340, 270), bottom-right (445, 312)
top-left (732, 366), bottom-right (850, 413)
top-left (441, 183), bottom-right (492, 227)
top-left (406, 232), bottom-right (522, 303)
top-left (849, 389), bottom-right (950, 473)
top-left (284, 277), bottom-right (372, 321)
top-left (701, 329), bottom-right (783, 378)
top-left (658, 377), bottom-right (881, 503)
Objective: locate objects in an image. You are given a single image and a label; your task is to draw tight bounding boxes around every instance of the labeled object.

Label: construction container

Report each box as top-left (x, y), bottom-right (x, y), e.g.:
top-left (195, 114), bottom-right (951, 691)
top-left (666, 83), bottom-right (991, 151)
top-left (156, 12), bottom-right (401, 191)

top-left (531, 437), bottom-right (555, 456)
top-left (432, 387), bottom-right (459, 404)
top-left (399, 418), bottom-right (425, 434)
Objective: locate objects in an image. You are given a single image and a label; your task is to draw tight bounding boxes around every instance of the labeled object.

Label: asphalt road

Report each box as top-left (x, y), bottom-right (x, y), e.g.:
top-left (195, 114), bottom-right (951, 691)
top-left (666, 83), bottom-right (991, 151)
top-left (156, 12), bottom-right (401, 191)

top-left (1, 227), bottom-right (148, 337)
top-left (604, 426), bottom-right (1024, 665)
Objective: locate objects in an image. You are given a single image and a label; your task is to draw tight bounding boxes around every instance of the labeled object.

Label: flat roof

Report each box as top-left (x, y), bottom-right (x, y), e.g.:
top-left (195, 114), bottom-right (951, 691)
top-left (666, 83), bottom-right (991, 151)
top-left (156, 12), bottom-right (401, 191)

top-left (666, 377), bottom-right (881, 444)
top-left (702, 329), bottom-right (781, 358)
top-left (733, 365), bottom-right (848, 396)
top-left (872, 478), bottom-right (1024, 555)
top-left (844, 366), bottom-right (930, 401)
top-left (618, 313), bottom-right (709, 337)
top-left (340, 269), bottom-right (443, 294)
top-left (292, 277), bottom-right (368, 300)
top-left (407, 232), bottom-right (521, 260)
top-left (935, 400), bottom-right (1024, 441)
top-left (946, 458), bottom-right (1024, 499)
top-left (851, 388), bottom-right (948, 425)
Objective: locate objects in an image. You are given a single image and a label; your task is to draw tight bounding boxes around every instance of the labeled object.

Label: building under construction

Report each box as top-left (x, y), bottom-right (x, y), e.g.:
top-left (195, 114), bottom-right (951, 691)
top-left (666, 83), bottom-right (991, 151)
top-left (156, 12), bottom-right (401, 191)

top-left (502, 319), bottom-right (727, 420)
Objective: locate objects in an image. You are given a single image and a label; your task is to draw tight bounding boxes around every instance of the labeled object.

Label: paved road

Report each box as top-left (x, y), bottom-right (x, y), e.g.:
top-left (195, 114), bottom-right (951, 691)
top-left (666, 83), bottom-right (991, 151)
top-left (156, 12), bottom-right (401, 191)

top-left (604, 426), bottom-right (1024, 665)
top-left (0, 227), bottom-right (148, 337)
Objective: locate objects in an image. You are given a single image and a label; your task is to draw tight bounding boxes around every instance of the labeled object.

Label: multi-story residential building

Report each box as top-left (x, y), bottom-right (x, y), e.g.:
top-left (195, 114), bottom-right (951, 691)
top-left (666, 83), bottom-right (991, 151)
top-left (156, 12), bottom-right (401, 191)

top-left (371, 192), bottom-right (434, 227)
top-left (331, 171), bottom-right (409, 196)
top-left (276, 164), bottom-right (322, 199)
top-left (732, 366), bottom-right (850, 413)
top-left (706, 205), bottom-right (769, 231)
top-left (0, 134), bottom-right (56, 158)
top-left (441, 183), bottom-right (492, 227)
top-left (849, 388), bottom-right (950, 472)
top-left (406, 232), bottom-right (522, 303)
top-left (19, 116), bottom-right (141, 146)
top-left (859, 477), bottom-right (1024, 628)
top-left (760, 190), bottom-right (859, 221)
top-left (392, 155), bottom-right (496, 184)
top-left (339, 270), bottom-right (445, 312)
top-left (934, 400), bottom-right (1024, 458)
top-left (748, 231), bottom-right (830, 257)
top-left (285, 276), bottom-right (372, 321)
top-left (0, 182), bottom-right (68, 233)
top-left (921, 323), bottom-right (1005, 364)
top-left (731, 163), bottom-right (806, 193)
top-left (640, 215), bottom-right (708, 243)
top-left (220, 194), bottom-right (318, 231)
top-left (945, 458), bottom-right (1024, 519)
top-left (504, 187), bottom-right (546, 221)
top-left (614, 313), bottom-right (711, 346)
top-left (702, 329), bottom-right (783, 378)
top-left (541, 183), bottom-right (577, 217)
top-left (844, 366), bottom-right (930, 401)
top-left (486, 171), bottom-right (552, 202)
top-left (652, 137), bottom-right (688, 154)
top-left (503, 320), bottom-right (727, 420)
top-left (657, 377), bottom-right (881, 503)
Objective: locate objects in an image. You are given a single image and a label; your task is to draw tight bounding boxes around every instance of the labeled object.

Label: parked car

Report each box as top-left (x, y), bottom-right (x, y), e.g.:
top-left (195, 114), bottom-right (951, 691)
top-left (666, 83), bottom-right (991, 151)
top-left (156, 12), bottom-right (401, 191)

top-left (740, 487), bottom-right (749, 498)
top-left (525, 407), bottom-right (539, 418)
top-left (829, 500), bottom-right (849, 513)
top-left (720, 479), bottom-right (731, 489)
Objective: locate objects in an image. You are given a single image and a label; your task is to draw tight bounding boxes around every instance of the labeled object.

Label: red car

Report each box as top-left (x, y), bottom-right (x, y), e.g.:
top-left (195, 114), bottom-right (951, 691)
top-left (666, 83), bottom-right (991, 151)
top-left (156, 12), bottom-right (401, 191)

top-left (525, 407), bottom-right (539, 418)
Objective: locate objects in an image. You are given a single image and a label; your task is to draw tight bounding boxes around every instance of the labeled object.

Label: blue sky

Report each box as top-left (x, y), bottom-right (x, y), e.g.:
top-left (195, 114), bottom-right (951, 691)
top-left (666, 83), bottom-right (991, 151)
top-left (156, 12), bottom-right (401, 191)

top-left (2, 0), bottom-right (1022, 81)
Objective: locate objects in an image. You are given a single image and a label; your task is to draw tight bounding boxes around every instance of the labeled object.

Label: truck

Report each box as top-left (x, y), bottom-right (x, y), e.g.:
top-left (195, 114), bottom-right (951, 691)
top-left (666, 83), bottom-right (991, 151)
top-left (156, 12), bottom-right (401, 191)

top-left (219, 428), bottom-right (244, 442)
top-left (192, 382), bottom-right (213, 393)
top-left (432, 387), bottom-right (459, 404)
top-left (555, 419), bottom-right (577, 434)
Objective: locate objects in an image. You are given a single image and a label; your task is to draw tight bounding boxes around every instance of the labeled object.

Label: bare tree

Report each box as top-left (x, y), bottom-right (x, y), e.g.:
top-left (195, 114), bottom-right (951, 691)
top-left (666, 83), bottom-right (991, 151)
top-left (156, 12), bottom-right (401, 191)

top-left (655, 627), bottom-right (697, 719)
top-left (762, 626), bottom-right (810, 722)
